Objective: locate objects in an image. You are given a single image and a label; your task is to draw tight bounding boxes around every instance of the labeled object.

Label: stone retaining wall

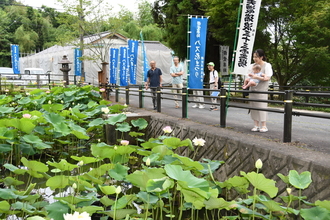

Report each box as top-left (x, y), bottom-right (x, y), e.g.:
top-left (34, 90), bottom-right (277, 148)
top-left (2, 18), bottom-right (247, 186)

top-left (133, 108), bottom-right (330, 202)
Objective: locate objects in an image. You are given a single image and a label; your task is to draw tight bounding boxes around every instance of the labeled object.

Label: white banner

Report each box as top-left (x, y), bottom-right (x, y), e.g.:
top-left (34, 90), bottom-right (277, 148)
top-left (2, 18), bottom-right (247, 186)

top-left (233, 0), bottom-right (261, 75)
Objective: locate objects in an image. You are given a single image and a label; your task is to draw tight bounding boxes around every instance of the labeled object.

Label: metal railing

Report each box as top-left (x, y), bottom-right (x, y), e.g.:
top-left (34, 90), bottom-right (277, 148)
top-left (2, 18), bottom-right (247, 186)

top-left (115, 85), bottom-right (330, 143)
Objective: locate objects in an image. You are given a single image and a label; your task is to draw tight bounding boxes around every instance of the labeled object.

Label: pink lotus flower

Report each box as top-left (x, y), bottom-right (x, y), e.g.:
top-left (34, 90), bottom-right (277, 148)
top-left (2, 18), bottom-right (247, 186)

top-left (100, 88), bottom-right (106, 92)
top-left (163, 126), bottom-right (172, 134)
top-left (22, 113), bottom-right (32, 119)
top-left (120, 140), bottom-right (129, 146)
top-left (46, 90), bottom-right (51, 94)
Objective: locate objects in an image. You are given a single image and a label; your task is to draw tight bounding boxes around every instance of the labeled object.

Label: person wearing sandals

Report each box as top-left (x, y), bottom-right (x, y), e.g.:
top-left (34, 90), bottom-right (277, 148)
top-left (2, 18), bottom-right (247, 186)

top-left (247, 49), bottom-right (273, 132)
top-left (170, 56), bottom-right (184, 108)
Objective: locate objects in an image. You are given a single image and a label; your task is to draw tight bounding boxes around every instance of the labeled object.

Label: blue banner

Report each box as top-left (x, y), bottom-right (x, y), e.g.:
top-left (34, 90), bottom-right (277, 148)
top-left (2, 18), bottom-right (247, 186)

top-left (128, 40), bottom-right (138, 84)
top-left (188, 17), bottom-right (208, 89)
top-left (110, 48), bottom-right (119, 84)
top-left (140, 31), bottom-right (148, 82)
top-left (11, 44), bottom-right (20, 74)
top-left (74, 48), bottom-right (82, 76)
top-left (119, 47), bottom-right (128, 86)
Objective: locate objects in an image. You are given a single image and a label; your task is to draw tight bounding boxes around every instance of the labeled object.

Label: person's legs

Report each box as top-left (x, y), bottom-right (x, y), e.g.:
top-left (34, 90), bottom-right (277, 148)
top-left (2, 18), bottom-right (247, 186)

top-left (176, 83), bottom-right (183, 107)
top-left (172, 84), bottom-right (179, 107)
top-left (151, 88), bottom-right (157, 109)
top-left (211, 84), bottom-right (218, 110)
top-left (251, 120), bottom-right (260, 131)
top-left (243, 78), bottom-right (250, 88)
top-left (260, 121), bottom-right (268, 132)
top-left (197, 90), bottom-right (204, 108)
top-left (192, 90), bottom-right (198, 108)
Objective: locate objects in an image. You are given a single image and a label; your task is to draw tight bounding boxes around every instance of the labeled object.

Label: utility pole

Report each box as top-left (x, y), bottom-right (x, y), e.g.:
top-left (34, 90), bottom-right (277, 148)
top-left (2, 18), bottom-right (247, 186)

top-left (79, 0), bottom-right (85, 82)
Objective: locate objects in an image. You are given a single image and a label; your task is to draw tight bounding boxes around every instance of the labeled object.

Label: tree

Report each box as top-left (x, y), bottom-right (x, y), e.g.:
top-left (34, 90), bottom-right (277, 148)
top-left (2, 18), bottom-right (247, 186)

top-left (137, 0), bottom-right (154, 27)
top-left (153, 0), bottom-right (205, 60)
top-left (259, 0), bottom-right (330, 87)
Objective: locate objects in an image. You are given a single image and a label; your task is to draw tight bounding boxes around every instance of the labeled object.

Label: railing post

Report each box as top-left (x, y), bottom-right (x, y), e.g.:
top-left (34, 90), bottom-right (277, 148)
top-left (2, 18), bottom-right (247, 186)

top-left (139, 85), bottom-right (143, 108)
top-left (283, 90), bottom-right (293, 142)
top-left (115, 85), bottom-right (119, 102)
top-left (48, 72), bottom-right (51, 90)
top-left (220, 88), bottom-right (227, 128)
top-left (305, 89), bottom-right (310, 103)
top-left (269, 84), bottom-right (274, 100)
top-left (74, 75), bottom-right (77, 85)
top-left (125, 86), bottom-right (130, 105)
top-left (182, 87), bottom-right (187, 118)
top-left (156, 86), bottom-right (161, 112)
top-left (37, 75), bottom-right (40, 89)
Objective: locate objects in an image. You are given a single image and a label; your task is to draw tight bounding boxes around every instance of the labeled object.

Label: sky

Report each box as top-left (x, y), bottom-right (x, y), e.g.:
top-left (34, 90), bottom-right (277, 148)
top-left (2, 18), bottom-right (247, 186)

top-left (20, 0), bottom-right (143, 14)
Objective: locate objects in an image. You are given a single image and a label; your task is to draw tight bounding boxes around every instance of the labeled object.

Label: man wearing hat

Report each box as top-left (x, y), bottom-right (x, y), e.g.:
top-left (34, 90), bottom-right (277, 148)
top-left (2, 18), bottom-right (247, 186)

top-left (207, 62), bottom-right (219, 111)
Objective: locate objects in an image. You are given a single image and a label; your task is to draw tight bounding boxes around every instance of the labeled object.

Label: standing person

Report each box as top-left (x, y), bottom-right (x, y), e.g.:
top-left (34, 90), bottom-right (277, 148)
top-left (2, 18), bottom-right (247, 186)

top-left (207, 62), bottom-right (219, 111)
top-left (145, 61), bottom-right (162, 110)
top-left (170, 56), bottom-right (184, 108)
top-left (248, 49), bottom-right (273, 132)
top-left (192, 72), bottom-right (205, 109)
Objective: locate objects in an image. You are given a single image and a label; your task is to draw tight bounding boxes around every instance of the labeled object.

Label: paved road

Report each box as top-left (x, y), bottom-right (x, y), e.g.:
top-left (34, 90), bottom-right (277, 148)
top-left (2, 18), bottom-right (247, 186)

top-left (118, 91), bottom-right (330, 154)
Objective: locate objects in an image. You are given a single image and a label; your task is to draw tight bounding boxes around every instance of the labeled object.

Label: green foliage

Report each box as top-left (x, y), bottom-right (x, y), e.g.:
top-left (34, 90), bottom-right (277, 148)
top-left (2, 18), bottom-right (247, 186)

top-left (0, 86), bottom-right (327, 220)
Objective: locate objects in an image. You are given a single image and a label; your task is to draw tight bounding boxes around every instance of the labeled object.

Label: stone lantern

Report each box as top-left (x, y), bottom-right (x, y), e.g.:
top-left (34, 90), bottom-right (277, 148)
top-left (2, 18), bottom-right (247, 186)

top-left (58, 55), bottom-right (72, 86)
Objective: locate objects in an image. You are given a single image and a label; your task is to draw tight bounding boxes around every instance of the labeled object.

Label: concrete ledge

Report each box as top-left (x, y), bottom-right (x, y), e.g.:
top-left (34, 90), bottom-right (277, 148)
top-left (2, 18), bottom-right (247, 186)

top-left (132, 107), bottom-right (330, 201)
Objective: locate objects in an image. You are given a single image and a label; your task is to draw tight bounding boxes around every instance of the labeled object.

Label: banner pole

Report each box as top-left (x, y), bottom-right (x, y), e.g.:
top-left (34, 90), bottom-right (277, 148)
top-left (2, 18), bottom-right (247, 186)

top-left (226, 0), bottom-right (244, 113)
top-left (186, 15), bottom-right (191, 118)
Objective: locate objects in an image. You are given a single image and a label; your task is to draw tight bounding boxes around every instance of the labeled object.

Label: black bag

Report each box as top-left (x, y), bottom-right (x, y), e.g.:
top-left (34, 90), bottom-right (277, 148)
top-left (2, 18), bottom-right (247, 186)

top-left (213, 71), bottom-right (222, 88)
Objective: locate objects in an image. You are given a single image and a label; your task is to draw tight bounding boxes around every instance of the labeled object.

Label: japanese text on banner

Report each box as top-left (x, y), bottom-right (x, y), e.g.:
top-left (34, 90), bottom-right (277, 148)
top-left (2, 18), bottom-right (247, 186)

top-left (110, 48), bottom-right (119, 84)
top-left (233, 0), bottom-right (261, 75)
top-left (188, 17), bottom-right (208, 89)
top-left (74, 48), bottom-right (82, 76)
top-left (11, 44), bottom-right (20, 74)
top-left (128, 40), bottom-right (138, 85)
top-left (119, 47), bottom-right (128, 86)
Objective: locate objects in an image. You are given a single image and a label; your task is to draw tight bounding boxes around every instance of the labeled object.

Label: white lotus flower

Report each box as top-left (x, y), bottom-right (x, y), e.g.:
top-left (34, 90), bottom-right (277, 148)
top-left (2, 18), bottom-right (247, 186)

top-left (192, 137), bottom-right (206, 146)
top-left (101, 107), bottom-right (109, 114)
top-left (63, 211), bottom-right (91, 220)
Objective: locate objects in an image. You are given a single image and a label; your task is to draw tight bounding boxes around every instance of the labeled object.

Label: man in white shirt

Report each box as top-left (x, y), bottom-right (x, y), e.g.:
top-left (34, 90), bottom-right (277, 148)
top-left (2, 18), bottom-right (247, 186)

top-left (207, 62), bottom-right (219, 111)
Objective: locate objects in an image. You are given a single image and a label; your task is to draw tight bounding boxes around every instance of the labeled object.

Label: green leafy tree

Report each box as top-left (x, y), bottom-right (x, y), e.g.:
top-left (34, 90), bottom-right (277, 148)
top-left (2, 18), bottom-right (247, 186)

top-left (260, 0), bottom-right (330, 87)
top-left (153, 0), bottom-right (205, 60)
top-left (137, 0), bottom-right (154, 27)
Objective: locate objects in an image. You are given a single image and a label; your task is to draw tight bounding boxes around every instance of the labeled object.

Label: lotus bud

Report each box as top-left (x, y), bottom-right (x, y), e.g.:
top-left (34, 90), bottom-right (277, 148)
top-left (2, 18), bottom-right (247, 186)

top-left (115, 186), bottom-right (121, 194)
top-left (255, 159), bottom-right (263, 169)
top-left (286, 188), bottom-right (292, 195)
top-left (146, 157), bottom-right (151, 166)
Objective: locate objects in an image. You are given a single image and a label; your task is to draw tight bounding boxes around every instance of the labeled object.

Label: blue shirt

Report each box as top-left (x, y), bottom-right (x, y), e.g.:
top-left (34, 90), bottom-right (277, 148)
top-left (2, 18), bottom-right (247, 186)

top-left (147, 68), bottom-right (162, 87)
top-left (170, 64), bottom-right (183, 84)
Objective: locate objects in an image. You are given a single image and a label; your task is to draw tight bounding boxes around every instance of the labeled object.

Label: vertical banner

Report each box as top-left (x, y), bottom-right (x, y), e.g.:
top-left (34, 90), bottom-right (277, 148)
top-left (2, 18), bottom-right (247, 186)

top-left (109, 48), bottom-right (119, 84)
top-left (188, 17), bottom-right (208, 89)
top-left (11, 44), bottom-right (20, 74)
top-left (74, 48), bottom-right (82, 76)
top-left (128, 40), bottom-right (139, 84)
top-left (233, 0), bottom-right (261, 75)
top-left (119, 47), bottom-right (128, 86)
top-left (220, 46), bottom-right (230, 75)
top-left (140, 31), bottom-right (149, 82)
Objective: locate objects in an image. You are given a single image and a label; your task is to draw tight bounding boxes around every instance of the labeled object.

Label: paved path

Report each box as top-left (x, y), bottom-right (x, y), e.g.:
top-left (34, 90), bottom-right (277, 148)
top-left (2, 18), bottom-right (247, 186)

top-left (116, 91), bottom-right (330, 154)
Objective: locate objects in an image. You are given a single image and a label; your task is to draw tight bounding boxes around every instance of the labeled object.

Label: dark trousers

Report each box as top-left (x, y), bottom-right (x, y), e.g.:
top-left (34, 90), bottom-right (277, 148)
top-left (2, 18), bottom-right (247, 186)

top-left (151, 88), bottom-right (157, 107)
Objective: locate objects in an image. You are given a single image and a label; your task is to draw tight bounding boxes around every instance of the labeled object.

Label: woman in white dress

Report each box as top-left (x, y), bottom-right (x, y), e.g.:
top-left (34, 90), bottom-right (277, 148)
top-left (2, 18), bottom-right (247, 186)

top-left (248, 49), bottom-right (273, 132)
